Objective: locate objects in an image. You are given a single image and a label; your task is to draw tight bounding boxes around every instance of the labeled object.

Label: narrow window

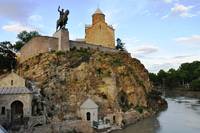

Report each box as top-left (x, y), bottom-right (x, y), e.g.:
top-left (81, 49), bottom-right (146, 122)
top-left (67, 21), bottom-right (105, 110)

top-left (11, 80), bottom-right (13, 86)
top-left (1, 107), bottom-right (5, 115)
top-left (86, 112), bottom-right (91, 121)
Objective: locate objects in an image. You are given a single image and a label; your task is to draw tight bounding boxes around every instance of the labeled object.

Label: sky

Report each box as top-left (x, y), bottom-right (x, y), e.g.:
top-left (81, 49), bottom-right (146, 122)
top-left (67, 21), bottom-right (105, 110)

top-left (0, 0), bottom-right (200, 73)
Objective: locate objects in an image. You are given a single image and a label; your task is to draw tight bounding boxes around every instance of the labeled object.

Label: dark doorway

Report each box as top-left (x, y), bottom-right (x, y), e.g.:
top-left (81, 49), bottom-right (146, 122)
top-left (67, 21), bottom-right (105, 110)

top-left (86, 112), bottom-right (91, 121)
top-left (113, 115), bottom-right (116, 123)
top-left (11, 101), bottom-right (23, 123)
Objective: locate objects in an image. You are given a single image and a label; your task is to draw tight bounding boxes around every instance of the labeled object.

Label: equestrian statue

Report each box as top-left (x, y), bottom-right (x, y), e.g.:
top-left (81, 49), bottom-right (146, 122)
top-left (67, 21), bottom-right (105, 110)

top-left (56, 6), bottom-right (69, 31)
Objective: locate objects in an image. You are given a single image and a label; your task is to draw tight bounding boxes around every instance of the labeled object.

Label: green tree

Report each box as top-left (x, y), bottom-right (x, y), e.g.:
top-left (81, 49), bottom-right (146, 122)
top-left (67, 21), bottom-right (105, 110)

top-left (177, 70), bottom-right (187, 85)
top-left (191, 79), bottom-right (200, 91)
top-left (149, 73), bottom-right (159, 86)
top-left (150, 61), bottom-right (200, 91)
top-left (157, 70), bottom-right (167, 83)
top-left (178, 61), bottom-right (200, 83)
top-left (167, 68), bottom-right (180, 88)
top-left (0, 41), bottom-right (16, 72)
top-left (13, 31), bottom-right (40, 51)
top-left (116, 38), bottom-right (126, 51)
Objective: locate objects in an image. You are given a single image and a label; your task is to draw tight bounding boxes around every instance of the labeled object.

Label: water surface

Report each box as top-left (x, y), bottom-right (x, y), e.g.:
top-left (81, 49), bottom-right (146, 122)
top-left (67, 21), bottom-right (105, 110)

top-left (113, 91), bottom-right (200, 133)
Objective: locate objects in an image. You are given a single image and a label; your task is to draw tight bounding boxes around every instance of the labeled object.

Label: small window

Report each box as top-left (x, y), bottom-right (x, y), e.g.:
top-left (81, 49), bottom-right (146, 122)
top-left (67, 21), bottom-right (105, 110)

top-left (1, 107), bottom-right (5, 115)
top-left (11, 80), bottom-right (13, 86)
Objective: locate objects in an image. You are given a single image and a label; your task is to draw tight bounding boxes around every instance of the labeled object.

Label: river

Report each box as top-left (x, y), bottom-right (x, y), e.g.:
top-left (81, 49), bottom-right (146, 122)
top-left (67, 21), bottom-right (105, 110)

top-left (113, 91), bottom-right (200, 133)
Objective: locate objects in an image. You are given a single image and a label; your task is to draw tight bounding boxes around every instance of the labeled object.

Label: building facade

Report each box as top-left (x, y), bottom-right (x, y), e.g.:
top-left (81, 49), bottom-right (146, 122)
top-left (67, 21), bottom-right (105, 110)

top-left (0, 72), bottom-right (32, 126)
top-left (80, 98), bottom-right (98, 126)
top-left (85, 8), bottom-right (115, 48)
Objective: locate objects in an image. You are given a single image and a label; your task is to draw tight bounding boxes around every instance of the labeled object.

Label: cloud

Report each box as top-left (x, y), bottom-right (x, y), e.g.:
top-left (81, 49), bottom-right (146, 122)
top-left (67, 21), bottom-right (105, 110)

top-left (122, 37), bottom-right (159, 58)
top-left (0, 0), bottom-right (37, 21)
top-left (28, 15), bottom-right (44, 30)
top-left (163, 0), bottom-right (174, 3)
top-left (171, 3), bottom-right (195, 17)
top-left (141, 10), bottom-right (152, 16)
top-left (148, 63), bottom-right (176, 73)
top-left (29, 15), bottom-right (42, 22)
top-left (162, 3), bottom-right (196, 19)
top-left (0, 1), bottom-right (43, 34)
top-left (161, 14), bottom-right (170, 19)
top-left (2, 22), bottom-right (37, 33)
top-left (133, 45), bottom-right (159, 55)
top-left (146, 55), bottom-right (200, 73)
top-left (163, 0), bottom-right (181, 4)
top-left (175, 35), bottom-right (200, 46)
top-left (173, 55), bottom-right (193, 59)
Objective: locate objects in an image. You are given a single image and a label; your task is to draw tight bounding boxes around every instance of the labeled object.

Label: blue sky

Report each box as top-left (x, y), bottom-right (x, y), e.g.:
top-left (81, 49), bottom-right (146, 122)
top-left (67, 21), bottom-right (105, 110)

top-left (0, 0), bottom-right (200, 73)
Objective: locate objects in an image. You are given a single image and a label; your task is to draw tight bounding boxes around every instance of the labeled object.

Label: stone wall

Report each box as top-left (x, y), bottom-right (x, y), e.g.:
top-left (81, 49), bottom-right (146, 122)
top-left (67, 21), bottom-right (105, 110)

top-left (80, 108), bottom-right (98, 125)
top-left (20, 36), bottom-right (58, 63)
top-left (19, 37), bottom-right (118, 63)
top-left (0, 73), bottom-right (25, 88)
top-left (70, 41), bottom-right (118, 53)
top-left (85, 22), bottom-right (115, 48)
top-left (32, 120), bottom-right (93, 133)
top-left (0, 94), bottom-right (32, 124)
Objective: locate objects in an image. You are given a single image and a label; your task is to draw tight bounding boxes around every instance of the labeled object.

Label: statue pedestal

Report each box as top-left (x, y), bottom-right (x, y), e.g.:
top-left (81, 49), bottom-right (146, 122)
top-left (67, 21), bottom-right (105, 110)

top-left (53, 28), bottom-right (70, 51)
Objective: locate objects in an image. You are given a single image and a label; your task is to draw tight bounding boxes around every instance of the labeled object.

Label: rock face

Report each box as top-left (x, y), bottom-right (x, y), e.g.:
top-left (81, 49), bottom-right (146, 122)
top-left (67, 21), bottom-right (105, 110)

top-left (17, 49), bottom-right (159, 123)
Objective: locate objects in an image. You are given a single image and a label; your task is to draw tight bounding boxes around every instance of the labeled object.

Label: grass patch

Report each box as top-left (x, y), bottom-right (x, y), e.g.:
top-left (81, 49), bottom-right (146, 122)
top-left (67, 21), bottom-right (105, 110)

top-left (135, 105), bottom-right (143, 114)
top-left (55, 51), bottom-right (65, 56)
top-left (111, 58), bottom-right (123, 67)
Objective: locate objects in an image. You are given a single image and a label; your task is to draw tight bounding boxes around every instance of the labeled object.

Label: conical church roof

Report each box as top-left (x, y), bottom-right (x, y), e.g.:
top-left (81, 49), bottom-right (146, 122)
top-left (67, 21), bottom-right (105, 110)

top-left (94, 8), bottom-right (104, 14)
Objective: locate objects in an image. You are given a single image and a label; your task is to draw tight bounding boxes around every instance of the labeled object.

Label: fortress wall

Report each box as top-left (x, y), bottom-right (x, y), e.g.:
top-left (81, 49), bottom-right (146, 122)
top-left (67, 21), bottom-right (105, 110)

top-left (19, 38), bottom-right (119, 63)
top-left (19, 36), bottom-right (58, 63)
top-left (70, 41), bottom-right (118, 53)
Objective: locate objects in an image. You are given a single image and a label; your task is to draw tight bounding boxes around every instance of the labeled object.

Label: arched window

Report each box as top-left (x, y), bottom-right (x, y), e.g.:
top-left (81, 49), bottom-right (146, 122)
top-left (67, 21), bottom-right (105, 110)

top-left (11, 80), bottom-right (13, 86)
top-left (86, 112), bottom-right (91, 121)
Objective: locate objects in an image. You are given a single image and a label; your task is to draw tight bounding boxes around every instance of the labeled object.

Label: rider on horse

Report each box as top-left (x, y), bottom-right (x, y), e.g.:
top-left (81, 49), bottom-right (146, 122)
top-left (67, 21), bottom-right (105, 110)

top-left (56, 6), bottom-right (69, 31)
top-left (58, 6), bottom-right (65, 22)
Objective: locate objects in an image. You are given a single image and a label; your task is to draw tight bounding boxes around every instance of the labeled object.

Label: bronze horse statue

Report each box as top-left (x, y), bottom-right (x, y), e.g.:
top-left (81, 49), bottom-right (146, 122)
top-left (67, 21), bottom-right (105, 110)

top-left (56, 9), bottom-right (69, 31)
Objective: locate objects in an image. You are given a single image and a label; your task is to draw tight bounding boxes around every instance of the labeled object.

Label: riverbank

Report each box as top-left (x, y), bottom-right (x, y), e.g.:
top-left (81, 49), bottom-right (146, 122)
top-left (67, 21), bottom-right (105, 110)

top-left (112, 91), bottom-right (200, 133)
top-left (108, 93), bottom-right (167, 133)
top-left (165, 90), bottom-right (200, 99)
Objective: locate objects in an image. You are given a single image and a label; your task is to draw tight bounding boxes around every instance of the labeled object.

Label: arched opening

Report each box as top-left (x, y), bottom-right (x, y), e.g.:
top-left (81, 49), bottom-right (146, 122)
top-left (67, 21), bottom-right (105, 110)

top-left (11, 100), bottom-right (23, 123)
top-left (86, 112), bottom-right (91, 121)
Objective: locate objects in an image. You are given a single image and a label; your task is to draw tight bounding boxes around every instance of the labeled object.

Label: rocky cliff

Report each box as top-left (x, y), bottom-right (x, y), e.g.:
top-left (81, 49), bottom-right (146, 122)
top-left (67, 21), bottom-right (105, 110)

top-left (17, 49), bottom-right (165, 123)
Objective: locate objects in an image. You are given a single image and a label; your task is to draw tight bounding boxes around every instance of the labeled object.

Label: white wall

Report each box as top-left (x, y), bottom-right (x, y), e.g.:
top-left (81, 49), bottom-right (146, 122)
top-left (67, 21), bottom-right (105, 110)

top-left (80, 108), bottom-right (98, 125)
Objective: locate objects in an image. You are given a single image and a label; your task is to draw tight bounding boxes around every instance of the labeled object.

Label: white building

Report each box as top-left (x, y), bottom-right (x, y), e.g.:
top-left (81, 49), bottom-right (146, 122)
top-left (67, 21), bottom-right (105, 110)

top-left (80, 98), bottom-right (98, 126)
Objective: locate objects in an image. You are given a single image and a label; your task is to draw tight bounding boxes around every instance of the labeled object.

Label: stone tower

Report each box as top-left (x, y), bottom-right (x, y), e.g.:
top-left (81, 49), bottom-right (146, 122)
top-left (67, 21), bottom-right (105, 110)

top-left (85, 8), bottom-right (115, 48)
